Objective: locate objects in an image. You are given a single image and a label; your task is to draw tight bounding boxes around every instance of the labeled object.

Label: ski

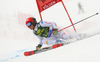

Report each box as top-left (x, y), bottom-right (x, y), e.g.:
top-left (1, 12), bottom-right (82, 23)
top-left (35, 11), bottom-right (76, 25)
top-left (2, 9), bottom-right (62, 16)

top-left (24, 31), bottom-right (100, 56)
top-left (24, 43), bottom-right (63, 56)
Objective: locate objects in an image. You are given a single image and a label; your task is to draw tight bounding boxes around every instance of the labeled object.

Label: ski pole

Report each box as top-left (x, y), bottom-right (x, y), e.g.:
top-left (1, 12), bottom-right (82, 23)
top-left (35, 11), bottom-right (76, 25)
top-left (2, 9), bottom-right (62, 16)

top-left (58, 13), bottom-right (99, 32)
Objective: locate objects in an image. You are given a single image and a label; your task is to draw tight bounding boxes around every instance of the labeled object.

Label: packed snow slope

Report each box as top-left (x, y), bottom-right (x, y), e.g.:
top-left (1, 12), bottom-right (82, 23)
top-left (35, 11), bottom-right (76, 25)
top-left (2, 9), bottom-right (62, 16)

top-left (0, 0), bottom-right (100, 62)
top-left (3, 34), bottom-right (100, 62)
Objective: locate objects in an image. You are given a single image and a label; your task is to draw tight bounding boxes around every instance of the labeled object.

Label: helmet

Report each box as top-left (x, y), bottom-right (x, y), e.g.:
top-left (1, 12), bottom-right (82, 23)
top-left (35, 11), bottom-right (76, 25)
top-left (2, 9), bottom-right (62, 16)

top-left (26, 17), bottom-right (37, 27)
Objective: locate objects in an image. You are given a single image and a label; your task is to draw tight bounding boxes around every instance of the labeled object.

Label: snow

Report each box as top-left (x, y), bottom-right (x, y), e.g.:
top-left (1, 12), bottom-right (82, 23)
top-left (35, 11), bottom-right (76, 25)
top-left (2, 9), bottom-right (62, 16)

top-left (1, 34), bottom-right (100, 62)
top-left (0, 0), bottom-right (100, 62)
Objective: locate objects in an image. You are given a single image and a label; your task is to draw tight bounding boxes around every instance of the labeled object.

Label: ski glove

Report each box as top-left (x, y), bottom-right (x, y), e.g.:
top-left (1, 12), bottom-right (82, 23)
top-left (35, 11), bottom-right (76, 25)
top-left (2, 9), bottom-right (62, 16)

top-left (36, 44), bottom-right (42, 50)
top-left (53, 29), bottom-right (58, 36)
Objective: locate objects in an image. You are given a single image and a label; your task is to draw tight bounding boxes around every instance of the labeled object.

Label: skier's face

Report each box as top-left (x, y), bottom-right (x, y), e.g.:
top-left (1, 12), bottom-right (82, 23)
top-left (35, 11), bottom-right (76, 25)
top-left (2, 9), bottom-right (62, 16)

top-left (28, 25), bottom-right (35, 30)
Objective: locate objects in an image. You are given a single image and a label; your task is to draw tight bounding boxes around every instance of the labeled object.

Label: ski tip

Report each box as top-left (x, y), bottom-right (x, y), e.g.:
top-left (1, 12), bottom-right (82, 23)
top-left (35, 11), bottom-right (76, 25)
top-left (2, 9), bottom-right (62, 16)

top-left (24, 51), bottom-right (34, 56)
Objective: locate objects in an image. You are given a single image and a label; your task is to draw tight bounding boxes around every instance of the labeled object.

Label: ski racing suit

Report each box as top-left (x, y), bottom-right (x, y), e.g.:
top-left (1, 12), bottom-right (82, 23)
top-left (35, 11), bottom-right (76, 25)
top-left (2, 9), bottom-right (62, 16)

top-left (33, 21), bottom-right (78, 47)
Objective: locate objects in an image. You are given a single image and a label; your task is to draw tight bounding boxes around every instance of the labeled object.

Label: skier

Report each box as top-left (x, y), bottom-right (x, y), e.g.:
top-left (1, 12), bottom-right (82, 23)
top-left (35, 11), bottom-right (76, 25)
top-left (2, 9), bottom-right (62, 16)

top-left (26, 17), bottom-right (78, 50)
top-left (78, 2), bottom-right (84, 14)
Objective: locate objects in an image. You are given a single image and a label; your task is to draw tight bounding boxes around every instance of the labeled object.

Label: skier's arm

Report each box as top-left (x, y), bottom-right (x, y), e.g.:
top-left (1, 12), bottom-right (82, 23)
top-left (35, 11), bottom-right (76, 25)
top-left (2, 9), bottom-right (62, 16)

top-left (40, 21), bottom-right (58, 29)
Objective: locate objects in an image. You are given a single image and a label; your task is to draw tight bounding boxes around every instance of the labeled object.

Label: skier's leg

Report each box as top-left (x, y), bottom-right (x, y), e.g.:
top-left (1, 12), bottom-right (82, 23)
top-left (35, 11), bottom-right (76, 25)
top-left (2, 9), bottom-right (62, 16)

top-left (59, 31), bottom-right (79, 39)
top-left (42, 36), bottom-right (63, 45)
top-left (42, 36), bottom-right (59, 45)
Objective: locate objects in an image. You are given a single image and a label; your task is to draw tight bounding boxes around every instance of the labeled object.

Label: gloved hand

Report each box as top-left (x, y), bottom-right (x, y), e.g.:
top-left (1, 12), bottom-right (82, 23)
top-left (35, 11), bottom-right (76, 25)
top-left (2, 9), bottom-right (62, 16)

top-left (53, 29), bottom-right (58, 36)
top-left (36, 44), bottom-right (42, 50)
top-left (36, 46), bottom-right (40, 50)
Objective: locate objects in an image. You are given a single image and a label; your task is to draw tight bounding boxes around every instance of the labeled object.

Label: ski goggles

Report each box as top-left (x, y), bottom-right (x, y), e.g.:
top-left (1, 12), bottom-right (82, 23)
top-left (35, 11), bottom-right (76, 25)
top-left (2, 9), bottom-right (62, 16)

top-left (26, 22), bottom-right (31, 27)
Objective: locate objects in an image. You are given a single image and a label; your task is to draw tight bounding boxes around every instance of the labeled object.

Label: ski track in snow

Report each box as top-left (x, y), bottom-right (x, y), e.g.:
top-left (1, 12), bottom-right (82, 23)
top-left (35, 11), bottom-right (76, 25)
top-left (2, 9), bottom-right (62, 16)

top-left (0, 48), bottom-right (34, 62)
top-left (0, 49), bottom-right (26, 62)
